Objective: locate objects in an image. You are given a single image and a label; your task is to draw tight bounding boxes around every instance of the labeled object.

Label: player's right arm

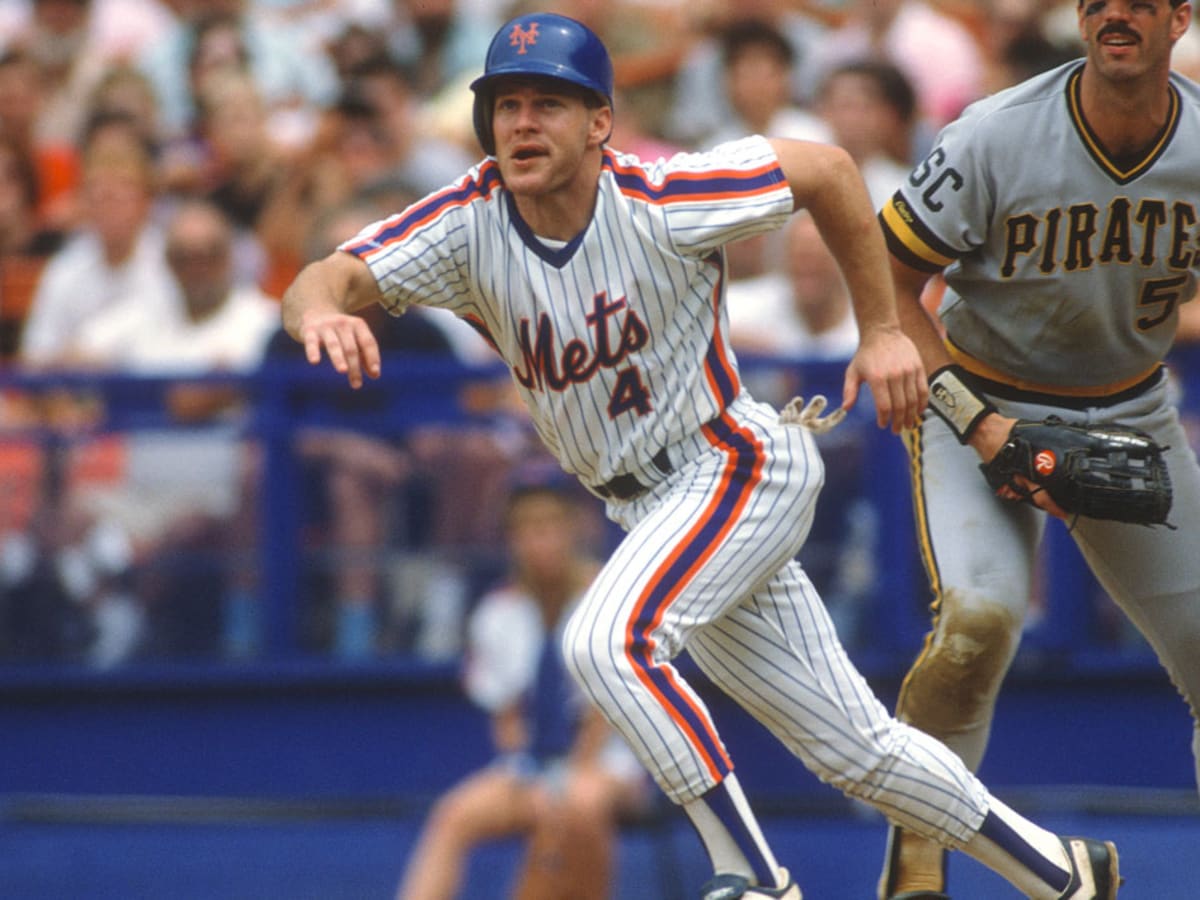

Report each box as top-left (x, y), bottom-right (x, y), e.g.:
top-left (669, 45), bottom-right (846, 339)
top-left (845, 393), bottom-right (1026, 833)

top-left (890, 245), bottom-right (1066, 517)
top-left (767, 137), bottom-right (927, 432)
top-left (282, 250), bottom-right (385, 389)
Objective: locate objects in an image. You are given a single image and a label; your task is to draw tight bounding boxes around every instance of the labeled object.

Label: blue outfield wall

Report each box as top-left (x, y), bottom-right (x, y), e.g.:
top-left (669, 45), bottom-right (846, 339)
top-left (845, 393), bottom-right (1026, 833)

top-left (0, 655), bottom-right (1193, 807)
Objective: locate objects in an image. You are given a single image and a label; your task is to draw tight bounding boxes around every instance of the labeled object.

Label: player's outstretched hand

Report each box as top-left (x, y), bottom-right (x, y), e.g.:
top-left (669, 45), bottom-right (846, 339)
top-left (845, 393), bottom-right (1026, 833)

top-left (282, 251), bottom-right (386, 389)
top-left (842, 325), bottom-right (927, 433)
top-left (299, 309), bottom-right (381, 389)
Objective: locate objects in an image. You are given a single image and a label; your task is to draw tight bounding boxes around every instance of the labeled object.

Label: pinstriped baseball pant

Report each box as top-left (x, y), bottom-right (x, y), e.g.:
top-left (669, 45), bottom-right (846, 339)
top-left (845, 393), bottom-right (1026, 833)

top-left (903, 376), bottom-right (1200, 785)
top-left (562, 392), bottom-right (991, 848)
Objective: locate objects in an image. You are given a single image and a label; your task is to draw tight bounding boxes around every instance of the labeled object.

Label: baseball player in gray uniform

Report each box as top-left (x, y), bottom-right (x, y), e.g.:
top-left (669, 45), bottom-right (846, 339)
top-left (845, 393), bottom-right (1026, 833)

top-left (876, 1), bottom-right (1200, 898)
top-left (283, 12), bottom-right (1121, 899)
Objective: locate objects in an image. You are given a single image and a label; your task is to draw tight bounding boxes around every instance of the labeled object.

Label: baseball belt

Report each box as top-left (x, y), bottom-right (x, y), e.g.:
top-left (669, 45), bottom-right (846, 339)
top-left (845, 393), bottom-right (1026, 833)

top-left (593, 447), bottom-right (674, 501)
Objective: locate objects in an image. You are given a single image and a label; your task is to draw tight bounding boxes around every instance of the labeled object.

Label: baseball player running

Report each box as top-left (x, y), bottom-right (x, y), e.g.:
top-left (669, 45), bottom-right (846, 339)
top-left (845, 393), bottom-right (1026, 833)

top-left (875, 1), bottom-right (1200, 898)
top-left (283, 13), bottom-right (1121, 899)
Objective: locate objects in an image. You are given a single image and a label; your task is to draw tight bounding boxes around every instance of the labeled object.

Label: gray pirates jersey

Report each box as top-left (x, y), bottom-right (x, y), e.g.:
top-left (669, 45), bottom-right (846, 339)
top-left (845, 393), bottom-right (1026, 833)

top-left (881, 60), bottom-right (1200, 396)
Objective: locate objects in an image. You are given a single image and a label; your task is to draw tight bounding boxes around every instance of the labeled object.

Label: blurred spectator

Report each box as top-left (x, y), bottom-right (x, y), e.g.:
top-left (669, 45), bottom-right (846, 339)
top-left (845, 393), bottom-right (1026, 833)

top-left (395, 467), bottom-right (647, 900)
top-left (728, 211), bottom-right (858, 386)
top-left (255, 89), bottom-right (402, 296)
top-left (607, 87), bottom-right (686, 163)
top-left (1, 108), bottom-right (170, 666)
top-left (0, 49), bottom-right (79, 232)
top-left (2, 198), bottom-right (276, 665)
top-left (977, 0), bottom-right (1082, 93)
top-left (1175, 10), bottom-right (1200, 81)
top-left (0, 134), bottom-right (68, 660)
top-left (705, 18), bottom-right (831, 148)
top-left (261, 199), bottom-right (463, 662)
top-left (340, 55), bottom-right (475, 197)
top-left (383, 0), bottom-right (498, 101)
top-left (87, 62), bottom-right (163, 147)
top-left (18, 111), bottom-right (173, 367)
top-left (251, 0), bottom-right (391, 69)
top-left (325, 21), bottom-right (391, 84)
top-left (65, 198), bottom-right (279, 662)
top-left (0, 0), bottom-right (173, 62)
top-left (815, 59), bottom-right (917, 207)
top-left (779, 211), bottom-right (859, 360)
top-left (990, 37), bottom-right (1080, 96)
top-left (335, 1), bottom-right (501, 160)
top-left (0, 0), bottom-right (173, 148)
top-left (724, 231), bottom-right (788, 355)
top-left (666, 0), bottom-right (830, 148)
top-left (137, 0), bottom-right (337, 148)
top-left (808, 0), bottom-right (984, 152)
top-left (170, 67), bottom-right (284, 286)
top-left (0, 134), bottom-right (64, 359)
top-left (72, 196), bottom-right (277, 383)
top-left (256, 58), bottom-right (474, 299)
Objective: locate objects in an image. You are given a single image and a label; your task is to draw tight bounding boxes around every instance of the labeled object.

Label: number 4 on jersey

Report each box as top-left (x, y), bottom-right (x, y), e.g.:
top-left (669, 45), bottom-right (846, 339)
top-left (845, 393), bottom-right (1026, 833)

top-left (608, 365), bottom-right (652, 418)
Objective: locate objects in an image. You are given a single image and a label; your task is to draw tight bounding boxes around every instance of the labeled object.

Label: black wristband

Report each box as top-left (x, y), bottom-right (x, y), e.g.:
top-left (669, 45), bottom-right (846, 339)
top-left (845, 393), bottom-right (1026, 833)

top-left (927, 364), bottom-right (997, 444)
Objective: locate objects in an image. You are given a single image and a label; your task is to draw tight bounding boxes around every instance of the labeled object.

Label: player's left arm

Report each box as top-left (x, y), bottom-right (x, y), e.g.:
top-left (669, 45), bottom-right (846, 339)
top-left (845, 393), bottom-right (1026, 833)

top-left (281, 250), bottom-right (385, 389)
top-left (767, 138), bottom-right (927, 432)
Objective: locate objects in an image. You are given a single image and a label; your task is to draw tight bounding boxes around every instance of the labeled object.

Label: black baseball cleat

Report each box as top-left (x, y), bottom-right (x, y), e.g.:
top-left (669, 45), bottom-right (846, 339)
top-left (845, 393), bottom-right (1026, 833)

top-left (699, 867), bottom-right (802, 900)
top-left (1058, 837), bottom-right (1121, 899)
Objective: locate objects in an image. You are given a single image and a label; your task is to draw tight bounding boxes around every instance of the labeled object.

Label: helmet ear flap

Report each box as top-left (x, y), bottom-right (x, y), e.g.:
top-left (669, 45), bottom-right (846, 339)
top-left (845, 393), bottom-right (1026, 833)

top-left (473, 88), bottom-right (496, 156)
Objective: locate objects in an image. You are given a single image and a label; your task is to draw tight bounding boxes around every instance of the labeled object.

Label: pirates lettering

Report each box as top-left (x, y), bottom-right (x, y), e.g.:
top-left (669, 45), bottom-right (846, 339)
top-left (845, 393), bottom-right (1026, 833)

top-left (1000, 198), bottom-right (1198, 277)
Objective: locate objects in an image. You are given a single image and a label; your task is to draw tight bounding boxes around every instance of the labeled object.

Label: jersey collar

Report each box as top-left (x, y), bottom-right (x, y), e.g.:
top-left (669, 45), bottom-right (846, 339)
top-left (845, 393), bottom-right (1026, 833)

top-left (1066, 64), bottom-right (1180, 185)
top-left (505, 191), bottom-right (588, 268)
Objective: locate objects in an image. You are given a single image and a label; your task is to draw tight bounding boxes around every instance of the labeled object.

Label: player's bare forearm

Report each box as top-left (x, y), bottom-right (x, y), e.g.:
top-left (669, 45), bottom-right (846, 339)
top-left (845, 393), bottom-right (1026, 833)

top-left (768, 140), bottom-right (927, 430)
top-left (281, 251), bottom-right (385, 388)
top-left (281, 251), bottom-right (381, 338)
top-left (890, 259), bottom-right (1028, 469)
top-left (769, 139), bottom-right (897, 333)
top-left (891, 257), bottom-right (952, 371)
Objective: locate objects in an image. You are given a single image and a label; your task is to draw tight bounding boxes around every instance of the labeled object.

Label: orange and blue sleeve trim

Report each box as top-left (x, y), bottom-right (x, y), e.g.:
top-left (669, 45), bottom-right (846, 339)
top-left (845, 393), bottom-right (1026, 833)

top-left (604, 152), bottom-right (785, 206)
top-left (342, 162), bottom-right (503, 257)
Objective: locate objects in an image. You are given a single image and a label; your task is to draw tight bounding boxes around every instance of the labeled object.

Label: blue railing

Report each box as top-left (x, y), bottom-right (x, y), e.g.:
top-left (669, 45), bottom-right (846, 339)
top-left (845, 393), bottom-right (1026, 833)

top-left (1, 346), bottom-right (1197, 679)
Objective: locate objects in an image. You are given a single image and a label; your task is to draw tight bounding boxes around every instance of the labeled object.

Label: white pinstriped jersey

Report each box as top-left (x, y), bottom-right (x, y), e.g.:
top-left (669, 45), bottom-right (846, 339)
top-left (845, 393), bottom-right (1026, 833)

top-left (880, 61), bottom-right (1200, 393)
top-left (341, 136), bottom-right (794, 485)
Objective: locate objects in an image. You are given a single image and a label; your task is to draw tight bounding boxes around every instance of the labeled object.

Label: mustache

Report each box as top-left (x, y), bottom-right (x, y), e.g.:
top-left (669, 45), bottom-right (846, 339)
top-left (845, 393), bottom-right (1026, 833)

top-left (1098, 24), bottom-right (1140, 42)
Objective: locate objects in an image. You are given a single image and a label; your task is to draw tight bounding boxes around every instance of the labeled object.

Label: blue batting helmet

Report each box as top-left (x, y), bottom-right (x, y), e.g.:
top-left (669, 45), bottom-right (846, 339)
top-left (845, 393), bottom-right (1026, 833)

top-left (470, 13), bottom-right (614, 156)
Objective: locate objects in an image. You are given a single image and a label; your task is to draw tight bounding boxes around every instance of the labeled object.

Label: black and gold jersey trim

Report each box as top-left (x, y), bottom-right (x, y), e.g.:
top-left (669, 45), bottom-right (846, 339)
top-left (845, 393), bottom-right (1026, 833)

top-left (879, 192), bottom-right (958, 273)
top-left (1067, 64), bottom-right (1180, 185)
top-left (946, 338), bottom-right (1165, 407)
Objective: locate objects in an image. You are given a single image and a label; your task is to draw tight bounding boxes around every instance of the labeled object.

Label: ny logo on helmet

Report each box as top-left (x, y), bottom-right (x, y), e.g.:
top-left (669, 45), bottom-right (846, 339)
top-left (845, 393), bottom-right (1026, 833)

top-left (509, 22), bottom-right (539, 54)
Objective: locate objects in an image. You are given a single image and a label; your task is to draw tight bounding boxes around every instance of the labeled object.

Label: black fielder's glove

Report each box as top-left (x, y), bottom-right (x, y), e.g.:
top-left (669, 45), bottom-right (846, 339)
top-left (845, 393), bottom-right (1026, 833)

top-left (979, 416), bottom-right (1173, 526)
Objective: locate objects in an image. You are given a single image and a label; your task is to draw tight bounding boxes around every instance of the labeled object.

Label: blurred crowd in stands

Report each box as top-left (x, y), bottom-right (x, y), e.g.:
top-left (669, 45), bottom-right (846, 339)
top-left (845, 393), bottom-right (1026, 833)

top-left (0, 0), bottom-right (1198, 668)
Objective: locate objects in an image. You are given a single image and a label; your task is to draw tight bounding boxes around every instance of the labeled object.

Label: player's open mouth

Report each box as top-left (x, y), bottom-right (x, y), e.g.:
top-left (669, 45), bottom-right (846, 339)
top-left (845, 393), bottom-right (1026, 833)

top-left (512, 147), bottom-right (547, 161)
top-left (1099, 27), bottom-right (1138, 47)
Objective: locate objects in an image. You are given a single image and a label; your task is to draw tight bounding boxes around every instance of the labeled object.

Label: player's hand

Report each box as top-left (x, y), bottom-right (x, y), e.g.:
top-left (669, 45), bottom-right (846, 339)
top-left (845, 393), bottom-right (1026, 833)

top-left (299, 309), bottom-right (381, 389)
top-left (970, 412), bottom-right (1069, 519)
top-left (1006, 474), bottom-right (1069, 519)
top-left (842, 324), bottom-right (927, 433)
